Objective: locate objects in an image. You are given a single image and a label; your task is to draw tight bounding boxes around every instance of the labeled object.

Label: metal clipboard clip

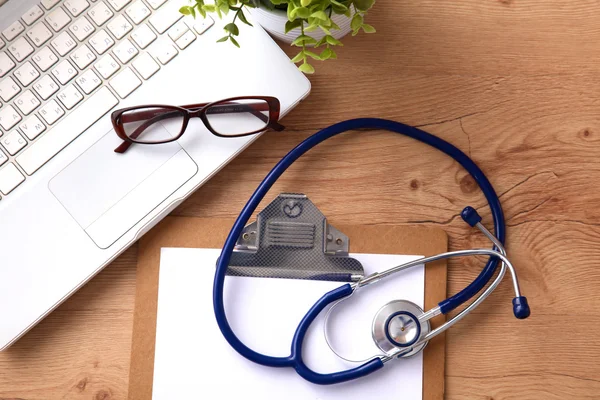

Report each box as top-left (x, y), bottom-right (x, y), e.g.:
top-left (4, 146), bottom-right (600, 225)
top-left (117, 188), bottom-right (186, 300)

top-left (228, 193), bottom-right (365, 282)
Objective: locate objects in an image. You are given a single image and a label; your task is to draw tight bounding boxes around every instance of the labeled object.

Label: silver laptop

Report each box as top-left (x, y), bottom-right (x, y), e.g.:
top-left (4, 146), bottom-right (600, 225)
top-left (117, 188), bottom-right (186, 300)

top-left (0, 0), bottom-right (310, 350)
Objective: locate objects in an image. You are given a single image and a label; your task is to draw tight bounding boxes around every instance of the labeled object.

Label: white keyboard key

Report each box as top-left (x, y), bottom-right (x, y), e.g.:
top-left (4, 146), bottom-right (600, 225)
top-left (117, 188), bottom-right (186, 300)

top-left (57, 84), bottom-right (84, 109)
top-left (89, 29), bottom-right (114, 54)
top-left (17, 87), bottom-right (119, 175)
top-left (69, 16), bottom-right (96, 41)
top-left (0, 38), bottom-right (4, 49)
top-left (41, 0), bottom-right (62, 10)
top-left (167, 20), bottom-right (188, 41)
top-left (94, 53), bottom-right (119, 78)
top-left (0, 163), bottom-right (25, 195)
top-left (126, 0), bottom-right (151, 24)
top-left (0, 52), bottom-right (16, 77)
top-left (8, 38), bottom-right (34, 62)
top-left (51, 59), bottom-right (78, 84)
top-left (109, 67), bottom-right (141, 98)
top-left (149, 2), bottom-right (183, 34)
top-left (64, 0), bottom-right (90, 17)
top-left (19, 115), bottom-right (46, 140)
top-left (2, 21), bottom-right (25, 41)
top-left (88, 1), bottom-right (113, 26)
top-left (1, 130), bottom-right (27, 155)
top-left (0, 105), bottom-right (22, 130)
top-left (70, 44), bottom-right (96, 69)
top-left (50, 32), bottom-right (76, 56)
top-left (22, 5), bottom-right (45, 26)
top-left (26, 22), bottom-right (53, 47)
top-left (14, 90), bottom-right (41, 115)
top-left (113, 38), bottom-right (138, 63)
top-left (106, 0), bottom-right (131, 11)
top-left (146, 0), bottom-right (167, 9)
top-left (33, 75), bottom-right (59, 100)
top-left (107, 15), bottom-right (133, 39)
top-left (39, 99), bottom-right (64, 125)
top-left (149, 39), bottom-right (177, 64)
top-left (131, 24), bottom-right (156, 49)
top-left (75, 69), bottom-right (101, 93)
top-left (132, 51), bottom-right (158, 79)
top-left (0, 76), bottom-right (21, 102)
top-left (32, 46), bottom-right (58, 71)
top-left (14, 62), bottom-right (40, 86)
top-left (190, 15), bottom-right (214, 35)
top-left (175, 30), bottom-right (195, 50)
top-left (0, 150), bottom-right (7, 167)
top-left (46, 7), bottom-right (72, 32)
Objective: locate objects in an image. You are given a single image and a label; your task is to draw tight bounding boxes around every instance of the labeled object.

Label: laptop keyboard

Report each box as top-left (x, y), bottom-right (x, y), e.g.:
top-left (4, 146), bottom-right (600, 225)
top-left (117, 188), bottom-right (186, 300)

top-left (0, 0), bottom-right (214, 199)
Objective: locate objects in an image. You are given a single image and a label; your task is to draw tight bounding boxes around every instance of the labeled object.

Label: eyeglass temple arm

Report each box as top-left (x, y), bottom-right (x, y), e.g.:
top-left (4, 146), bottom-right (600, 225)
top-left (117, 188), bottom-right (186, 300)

top-left (114, 111), bottom-right (181, 153)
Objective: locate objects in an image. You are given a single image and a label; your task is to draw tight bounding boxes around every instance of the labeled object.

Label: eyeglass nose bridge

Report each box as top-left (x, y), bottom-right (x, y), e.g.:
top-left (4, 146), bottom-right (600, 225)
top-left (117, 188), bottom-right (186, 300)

top-left (189, 107), bottom-right (205, 118)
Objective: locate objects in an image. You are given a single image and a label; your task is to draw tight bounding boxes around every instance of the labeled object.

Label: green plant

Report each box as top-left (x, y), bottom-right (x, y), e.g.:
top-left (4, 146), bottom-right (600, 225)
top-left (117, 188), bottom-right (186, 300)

top-left (180, 0), bottom-right (376, 73)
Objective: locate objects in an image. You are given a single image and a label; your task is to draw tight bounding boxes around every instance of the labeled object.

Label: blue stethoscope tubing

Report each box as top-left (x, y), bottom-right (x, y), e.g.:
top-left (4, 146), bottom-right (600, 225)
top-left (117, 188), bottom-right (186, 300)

top-left (214, 118), bottom-right (506, 384)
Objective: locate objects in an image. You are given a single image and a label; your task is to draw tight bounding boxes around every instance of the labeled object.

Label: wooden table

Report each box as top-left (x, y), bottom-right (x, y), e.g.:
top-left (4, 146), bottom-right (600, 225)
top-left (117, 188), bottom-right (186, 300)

top-left (3, 0), bottom-right (600, 398)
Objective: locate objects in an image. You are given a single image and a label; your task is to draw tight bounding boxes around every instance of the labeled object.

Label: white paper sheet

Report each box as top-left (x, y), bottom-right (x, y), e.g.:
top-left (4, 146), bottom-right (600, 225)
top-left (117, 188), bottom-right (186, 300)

top-left (152, 248), bottom-right (425, 400)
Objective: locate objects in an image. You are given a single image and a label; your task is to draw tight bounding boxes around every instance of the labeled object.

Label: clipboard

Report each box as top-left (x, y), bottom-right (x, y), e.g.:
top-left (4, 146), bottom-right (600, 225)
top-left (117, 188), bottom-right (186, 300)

top-left (127, 216), bottom-right (448, 399)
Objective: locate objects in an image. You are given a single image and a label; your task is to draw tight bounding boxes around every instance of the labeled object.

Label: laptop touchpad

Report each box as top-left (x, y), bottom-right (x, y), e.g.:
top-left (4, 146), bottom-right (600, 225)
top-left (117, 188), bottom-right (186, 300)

top-left (49, 126), bottom-right (198, 249)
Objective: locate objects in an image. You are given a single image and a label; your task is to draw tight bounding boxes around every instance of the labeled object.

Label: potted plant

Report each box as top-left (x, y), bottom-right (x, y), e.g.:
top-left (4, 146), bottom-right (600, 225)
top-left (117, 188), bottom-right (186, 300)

top-left (180, 0), bottom-right (376, 73)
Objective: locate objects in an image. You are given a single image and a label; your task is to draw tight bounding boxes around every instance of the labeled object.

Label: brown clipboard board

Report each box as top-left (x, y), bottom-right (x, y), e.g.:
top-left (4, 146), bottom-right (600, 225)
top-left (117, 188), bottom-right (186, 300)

top-left (127, 216), bottom-right (448, 399)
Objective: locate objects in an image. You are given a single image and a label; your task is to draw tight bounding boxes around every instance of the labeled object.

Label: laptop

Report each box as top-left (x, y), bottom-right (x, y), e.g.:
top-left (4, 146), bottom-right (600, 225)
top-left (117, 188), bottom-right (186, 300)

top-left (0, 0), bottom-right (310, 350)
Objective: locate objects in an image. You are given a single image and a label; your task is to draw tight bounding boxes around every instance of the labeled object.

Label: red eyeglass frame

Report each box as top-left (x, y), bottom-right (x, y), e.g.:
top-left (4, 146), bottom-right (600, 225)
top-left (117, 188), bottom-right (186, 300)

top-left (111, 96), bottom-right (285, 153)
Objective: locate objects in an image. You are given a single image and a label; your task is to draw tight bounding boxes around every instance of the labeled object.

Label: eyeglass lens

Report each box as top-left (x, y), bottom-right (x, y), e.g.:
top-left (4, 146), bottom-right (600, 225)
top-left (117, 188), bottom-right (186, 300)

top-left (120, 106), bottom-right (186, 143)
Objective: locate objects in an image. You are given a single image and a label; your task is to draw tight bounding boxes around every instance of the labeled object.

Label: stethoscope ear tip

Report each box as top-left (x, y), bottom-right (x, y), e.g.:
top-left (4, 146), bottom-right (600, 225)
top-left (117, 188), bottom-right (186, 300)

top-left (512, 296), bottom-right (531, 319)
top-left (461, 206), bottom-right (482, 227)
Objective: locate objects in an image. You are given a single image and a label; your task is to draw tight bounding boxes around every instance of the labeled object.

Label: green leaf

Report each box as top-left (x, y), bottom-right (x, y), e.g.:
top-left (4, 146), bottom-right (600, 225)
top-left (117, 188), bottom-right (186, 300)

top-left (298, 62), bottom-right (315, 74)
top-left (284, 19), bottom-right (302, 33)
top-left (328, 48), bottom-right (338, 59)
top-left (351, 13), bottom-right (363, 31)
top-left (217, 35), bottom-right (229, 42)
top-left (291, 34), bottom-right (317, 46)
top-left (353, 0), bottom-right (375, 11)
top-left (202, 4), bottom-right (216, 12)
top-left (224, 22), bottom-right (239, 35)
top-left (361, 23), bottom-right (376, 33)
top-left (330, 0), bottom-right (348, 10)
top-left (310, 10), bottom-right (327, 20)
top-left (319, 26), bottom-right (331, 35)
top-left (237, 10), bottom-right (253, 26)
top-left (303, 50), bottom-right (322, 60)
top-left (294, 6), bottom-right (310, 19)
top-left (230, 35), bottom-right (240, 47)
top-left (319, 47), bottom-right (332, 60)
top-left (301, 0), bottom-right (311, 6)
top-left (291, 51), bottom-right (305, 63)
top-left (325, 35), bottom-right (342, 46)
top-left (315, 36), bottom-right (328, 47)
top-left (179, 6), bottom-right (193, 15)
top-left (219, 1), bottom-right (229, 14)
top-left (304, 24), bottom-right (319, 32)
top-left (198, 7), bottom-right (206, 18)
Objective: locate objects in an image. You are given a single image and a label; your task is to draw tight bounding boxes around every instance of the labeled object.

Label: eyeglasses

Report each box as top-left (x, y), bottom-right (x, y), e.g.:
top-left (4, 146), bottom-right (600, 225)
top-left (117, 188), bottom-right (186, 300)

top-left (111, 96), bottom-right (285, 153)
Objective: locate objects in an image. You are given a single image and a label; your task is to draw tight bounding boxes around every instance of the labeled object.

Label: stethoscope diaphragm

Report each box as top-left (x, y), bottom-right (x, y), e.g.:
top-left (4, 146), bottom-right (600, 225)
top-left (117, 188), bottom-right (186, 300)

top-left (372, 300), bottom-right (430, 358)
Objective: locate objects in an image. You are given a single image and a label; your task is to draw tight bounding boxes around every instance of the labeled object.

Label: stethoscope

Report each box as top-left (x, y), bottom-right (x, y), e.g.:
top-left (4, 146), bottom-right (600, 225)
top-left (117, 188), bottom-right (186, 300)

top-left (214, 118), bottom-right (530, 385)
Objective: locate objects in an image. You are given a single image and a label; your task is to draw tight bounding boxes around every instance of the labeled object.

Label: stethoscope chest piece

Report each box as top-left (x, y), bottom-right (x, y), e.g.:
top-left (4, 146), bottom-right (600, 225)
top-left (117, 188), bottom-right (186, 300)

top-left (372, 300), bottom-right (430, 358)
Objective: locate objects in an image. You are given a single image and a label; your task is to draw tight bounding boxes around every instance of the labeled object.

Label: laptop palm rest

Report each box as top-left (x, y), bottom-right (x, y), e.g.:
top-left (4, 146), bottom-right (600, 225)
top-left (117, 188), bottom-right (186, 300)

top-left (49, 126), bottom-right (198, 249)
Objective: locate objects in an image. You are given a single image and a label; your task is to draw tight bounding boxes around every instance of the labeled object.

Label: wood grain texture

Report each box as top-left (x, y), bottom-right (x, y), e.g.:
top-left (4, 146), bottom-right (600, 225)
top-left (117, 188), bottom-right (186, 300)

top-left (2, 0), bottom-right (599, 398)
